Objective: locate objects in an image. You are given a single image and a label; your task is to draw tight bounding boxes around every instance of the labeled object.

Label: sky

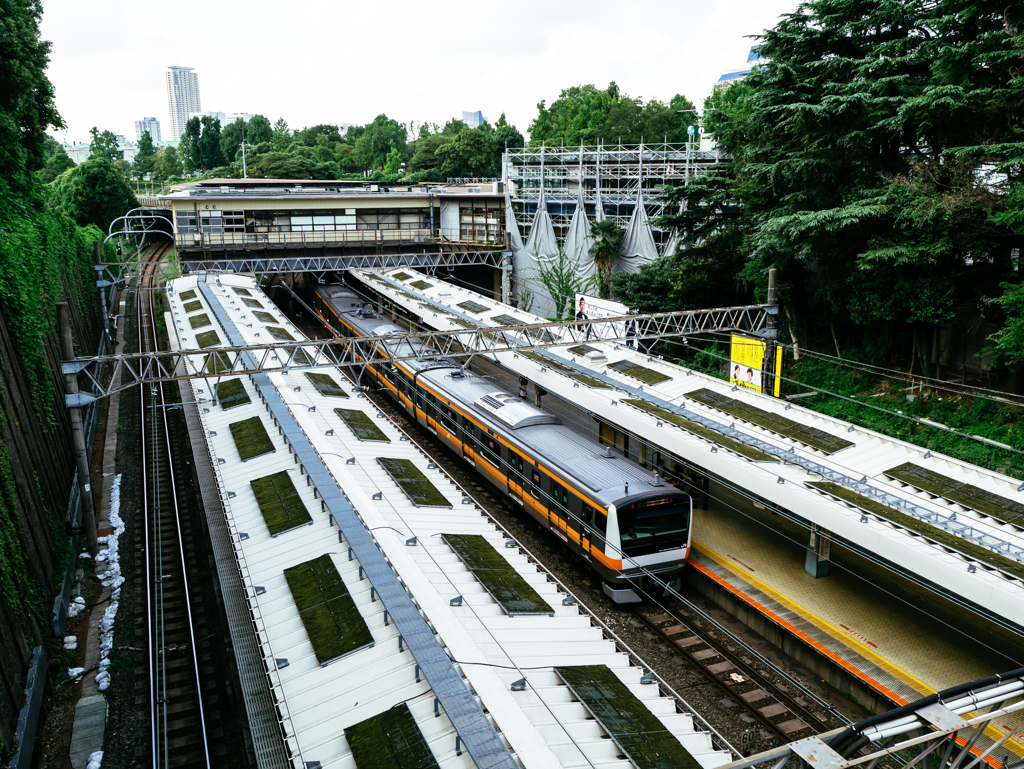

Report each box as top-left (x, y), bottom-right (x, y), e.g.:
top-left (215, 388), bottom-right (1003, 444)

top-left (41, 0), bottom-right (801, 145)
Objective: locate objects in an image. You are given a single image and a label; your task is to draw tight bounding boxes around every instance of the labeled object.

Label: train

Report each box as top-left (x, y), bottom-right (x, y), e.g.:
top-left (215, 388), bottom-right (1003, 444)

top-left (312, 283), bottom-right (692, 602)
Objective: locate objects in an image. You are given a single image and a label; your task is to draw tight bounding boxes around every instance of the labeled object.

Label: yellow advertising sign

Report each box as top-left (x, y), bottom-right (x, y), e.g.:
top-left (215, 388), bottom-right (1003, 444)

top-left (730, 335), bottom-right (782, 396)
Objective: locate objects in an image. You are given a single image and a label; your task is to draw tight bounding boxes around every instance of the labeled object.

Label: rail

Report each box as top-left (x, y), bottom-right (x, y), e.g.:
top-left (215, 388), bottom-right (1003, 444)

top-left (174, 226), bottom-right (505, 250)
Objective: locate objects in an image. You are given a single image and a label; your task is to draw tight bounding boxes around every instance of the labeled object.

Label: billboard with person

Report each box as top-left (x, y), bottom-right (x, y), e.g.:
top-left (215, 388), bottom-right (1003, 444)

top-left (730, 334), bottom-right (782, 396)
top-left (574, 294), bottom-right (630, 343)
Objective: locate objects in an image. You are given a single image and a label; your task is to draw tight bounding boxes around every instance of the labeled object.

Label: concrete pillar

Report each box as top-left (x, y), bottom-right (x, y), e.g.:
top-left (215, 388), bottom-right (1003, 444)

top-left (804, 524), bottom-right (831, 578)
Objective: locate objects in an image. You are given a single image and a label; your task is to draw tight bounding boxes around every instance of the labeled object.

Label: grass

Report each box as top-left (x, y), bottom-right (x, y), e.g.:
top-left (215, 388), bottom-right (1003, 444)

top-left (232, 286), bottom-right (252, 297)
top-left (189, 313), bottom-right (211, 329)
top-left (250, 471), bottom-right (311, 536)
top-left (458, 300), bottom-right (488, 313)
top-left (884, 462), bottom-right (1024, 527)
top-left (228, 417), bottom-right (275, 460)
top-left (409, 280), bottom-right (432, 290)
top-left (443, 534), bottom-right (554, 615)
top-left (306, 372), bottom-right (348, 397)
top-left (179, 289), bottom-right (197, 301)
top-left (253, 311), bottom-right (277, 323)
top-left (556, 665), bottom-right (702, 769)
top-left (267, 326), bottom-right (295, 341)
top-left (203, 352), bottom-right (232, 374)
top-left (808, 481), bottom-right (1024, 580)
top-left (336, 409), bottom-right (389, 441)
top-left (686, 388), bottom-right (854, 454)
top-left (782, 356), bottom-right (1024, 479)
top-left (609, 360), bottom-right (672, 385)
top-left (195, 330), bottom-right (220, 349)
top-left (242, 298), bottom-right (263, 309)
top-left (623, 399), bottom-right (777, 462)
top-left (377, 457), bottom-right (450, 507)
top-left (183, 300), bottom-right (202, 313)
top-left (344, 702), bottom-right (438, 769)
top-left (284, 554), bottom-right (372, 664)
top-left (216, 379), bottom-right (251, 409)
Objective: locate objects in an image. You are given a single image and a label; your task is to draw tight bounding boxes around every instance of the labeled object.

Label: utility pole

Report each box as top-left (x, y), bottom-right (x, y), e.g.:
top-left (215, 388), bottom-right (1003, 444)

top-left (241, 121), bottom-right (248, 179)
top-left (94, 241), bottom-right (112, 343)
top-left (763, 268), bottom-right (779, 397)
top-left (58, 303), bottom-right (98, 556)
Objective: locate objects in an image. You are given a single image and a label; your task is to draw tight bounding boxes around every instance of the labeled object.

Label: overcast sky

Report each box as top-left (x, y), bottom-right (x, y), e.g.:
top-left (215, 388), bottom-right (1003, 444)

top-left (41, 0), bottom-right (800, 144)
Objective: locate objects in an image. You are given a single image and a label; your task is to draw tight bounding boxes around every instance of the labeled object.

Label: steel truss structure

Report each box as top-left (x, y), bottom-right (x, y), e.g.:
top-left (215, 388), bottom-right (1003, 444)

top-left (505, 142), bottom-right (727, 255)
top-left (721, 668), bottom-right (1024, 769)
top-left (63, 302), bottom-right (774, 403)
top-left (177, 249), bottom-right (505, 275)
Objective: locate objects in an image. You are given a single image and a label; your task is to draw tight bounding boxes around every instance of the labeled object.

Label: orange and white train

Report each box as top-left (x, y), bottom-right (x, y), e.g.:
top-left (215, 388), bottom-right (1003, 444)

top-left (312, 284), bottom-right (692, 602)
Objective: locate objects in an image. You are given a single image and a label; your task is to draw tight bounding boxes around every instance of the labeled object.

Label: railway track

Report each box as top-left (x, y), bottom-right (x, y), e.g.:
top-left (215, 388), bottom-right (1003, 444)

top-left (138, 243), bottom-right (211, 769)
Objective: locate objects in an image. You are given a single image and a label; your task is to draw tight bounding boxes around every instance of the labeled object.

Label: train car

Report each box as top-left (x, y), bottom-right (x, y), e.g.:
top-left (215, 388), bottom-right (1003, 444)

top-left (312, 283), bottom-right (692, 603)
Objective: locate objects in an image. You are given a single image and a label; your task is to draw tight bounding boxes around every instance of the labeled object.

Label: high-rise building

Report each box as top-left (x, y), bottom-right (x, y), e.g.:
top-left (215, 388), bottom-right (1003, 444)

top-left (166, 66), bottom-right (201, 139)
top-left (462, 110), bottom-right (487, 128)
top-left (135, 117), bottom-right (161, 143)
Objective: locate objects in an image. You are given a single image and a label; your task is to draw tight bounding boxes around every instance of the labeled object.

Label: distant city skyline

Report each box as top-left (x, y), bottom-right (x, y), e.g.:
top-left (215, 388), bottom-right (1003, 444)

top-left (135, 116), bottom-right (161, 143)
top-left (40, 0), bottom-right (801, 144)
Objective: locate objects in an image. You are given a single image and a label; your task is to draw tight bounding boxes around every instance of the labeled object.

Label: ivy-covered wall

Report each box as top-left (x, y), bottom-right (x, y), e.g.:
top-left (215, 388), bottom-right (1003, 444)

top-left (0, 203), bottom-right (103, 744)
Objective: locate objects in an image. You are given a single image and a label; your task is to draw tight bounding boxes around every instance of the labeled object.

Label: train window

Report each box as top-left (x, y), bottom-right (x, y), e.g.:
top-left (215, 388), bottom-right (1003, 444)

top-left (482, 434), bottom-right (499, 467)
top-left (582, 506), bottom-right (594, 525)
top-left (439, 406), bottom-right (457, 433)
top-left (595, 510), bottom-right (607, 535)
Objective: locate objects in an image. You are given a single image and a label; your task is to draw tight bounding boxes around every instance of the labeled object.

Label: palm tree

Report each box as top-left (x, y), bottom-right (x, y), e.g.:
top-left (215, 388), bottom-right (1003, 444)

top-left (589, 219), bottom-right (623, 299)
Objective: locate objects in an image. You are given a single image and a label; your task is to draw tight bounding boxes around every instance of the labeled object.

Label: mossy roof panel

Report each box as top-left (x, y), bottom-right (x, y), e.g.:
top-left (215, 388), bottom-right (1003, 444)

top-left (884, 462), bottom-right (1024, 528)
top-left (179, 289), bottom-right (197, 301)
top-left (216, 379), bottom-right (251, 410)
top-left (622, 399), bottom-right (776, 462)
top-left (344, 702), bottom-right (439, 769)
top-left (183, 300), bottom-right (202, 313)
top-left (443, 534), bottom-right (554, 615)
top-left (250, 471), bottom-right (311, 536)
top-left (284, 554), bottom-right (372, 664)
top-left (336, 409), bottom-right (390, 442)
top-left (391, 271), bottom-right (412, 281)
top-left (686, 388), bottom-right (854, 454)
top-left (556, 665), bottom-right (702, 769)
top-left (807, 481), bottom-right (1024, 579)
top-left (267, 326), bottom-right (295, 341)
top-left (229, 416), bottom-right (274, 460)
top-left (232, 286), bottom-right (252, 296)
top-left (253, 311), bottom-right (277, 323)
top-left (203, 352), bottom-right (233, 374)
top-left (189, 313), bottom-right (212, 329)
top-left (305, 372), bottom-right (348, 397)
top-left (609, 360), bottom-right (672, 385)
top-left (458, 300), bottom-right (489, 313)
top-left (568, 344), bottom-right (599, 356)
top-left (409, 280), bottom-right (432, 290)
top-left (282, 347), bottom-right (315, 366)
top-left (491, 314), bottom-right (521, 326)
top-left (520, 350), bottom-right (612, 389)
top-left (242, 298), bottom-right (264, 309)
top-left (377, 458), bottom-right (450, 507)
top-left (195, 330), bottom-right (221, 349)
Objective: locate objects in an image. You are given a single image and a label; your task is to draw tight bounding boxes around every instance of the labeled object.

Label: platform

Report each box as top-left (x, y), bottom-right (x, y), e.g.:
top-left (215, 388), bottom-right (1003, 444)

top-left (689, 482), bottom-right (1024, 757)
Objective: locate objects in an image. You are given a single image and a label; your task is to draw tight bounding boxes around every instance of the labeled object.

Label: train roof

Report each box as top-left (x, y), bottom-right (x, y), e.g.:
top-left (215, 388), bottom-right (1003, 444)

top-left (318, 283), bottom-right (673, 506)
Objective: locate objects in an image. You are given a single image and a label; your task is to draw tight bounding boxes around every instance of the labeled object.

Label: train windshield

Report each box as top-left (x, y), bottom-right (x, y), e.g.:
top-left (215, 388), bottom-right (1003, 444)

top-left (617, 497), bottom-right (690, 557)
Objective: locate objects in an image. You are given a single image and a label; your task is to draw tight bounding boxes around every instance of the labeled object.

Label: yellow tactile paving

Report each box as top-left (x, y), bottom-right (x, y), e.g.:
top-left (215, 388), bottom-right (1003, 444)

top-left (690, 485), bottom-right (1024, 757)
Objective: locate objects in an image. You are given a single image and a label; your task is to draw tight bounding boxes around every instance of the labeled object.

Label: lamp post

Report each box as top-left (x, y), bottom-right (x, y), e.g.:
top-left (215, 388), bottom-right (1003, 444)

top-left (241, 122), bottom-right (248, 179)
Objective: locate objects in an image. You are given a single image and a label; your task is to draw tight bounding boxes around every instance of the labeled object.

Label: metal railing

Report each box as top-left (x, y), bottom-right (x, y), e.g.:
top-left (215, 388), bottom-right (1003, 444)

top-left (175, 226), bottom-right (506, 250)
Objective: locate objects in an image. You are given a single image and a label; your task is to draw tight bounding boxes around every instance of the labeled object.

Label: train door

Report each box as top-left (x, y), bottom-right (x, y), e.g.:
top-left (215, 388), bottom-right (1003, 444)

top-left (507, 451), bottom-right (524, 505)
top-left (461, 420), bottom-right (475, 466)
top-left (580, 505), bottom-right (595, 561)
top-left (423, 391), bottom-right (437, 433)
top-left (548, 481), bottom-right (571, 546)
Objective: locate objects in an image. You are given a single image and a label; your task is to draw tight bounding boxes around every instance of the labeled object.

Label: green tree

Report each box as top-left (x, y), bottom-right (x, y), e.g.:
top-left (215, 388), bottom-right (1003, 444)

top-left (295, 123), bottom-right (342, 146)
top-left (528, 83), bottom-right (620, 146)
top-left (441, 118), bottom-right (468, 136)
top-left (48, 156), bottom-right (138, 231)
top-left (88, 127), bottom-right (122, 161)
top-left (38, 138), bottom-right (75, 183)
top-left (383, 141), bottom-right (402, 174)
top-left (352, 114), bottom-right (407, 171)
top-left (251, 151), bottom-right (311, 179)
top-left (246, 114), bottom-right (273, 145)
top-left (589, 219), bottom-right (623, 299)
top-left (271, 118), bottom-right (291, 152)
top-left (220, 117), bottom-right (246, 163)
top-left (0, 0), bottom-right (63, 196)
top-left (492, 113), bottom-right (524, 173)
top-left (436, 126), bottom-right (495, 179)
top-left (132, 130), bottom-right (156, 178)
top-left (408, 131), bottom-right (452, 176)
top-left (179, 116), bottom-right (201, 173)
top-left (153, 145), bottom-right (182, 180)
top-left (537, 249), bottom-right (596, 320)
top-left (198, 115), bottom-right (224, 171)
